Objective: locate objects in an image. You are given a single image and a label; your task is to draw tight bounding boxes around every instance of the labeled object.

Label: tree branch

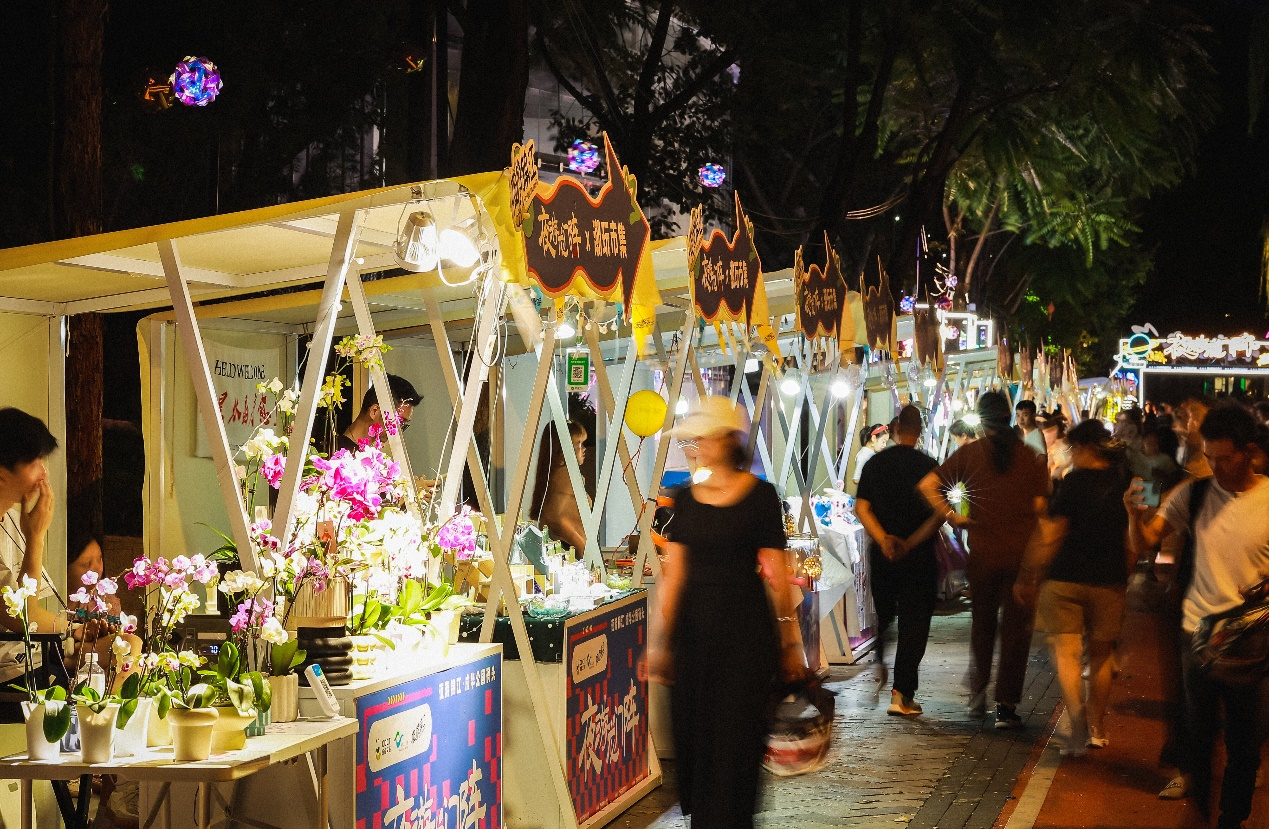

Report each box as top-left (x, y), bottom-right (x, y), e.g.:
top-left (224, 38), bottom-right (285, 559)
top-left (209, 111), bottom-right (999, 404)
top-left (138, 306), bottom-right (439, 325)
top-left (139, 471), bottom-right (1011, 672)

top-left (650, 47), bottom-right (737, 123)
top-left (634, 0), bottom-right (675, 118)
top-left (566, 2), bottom-right (627, 132)
top-left (537, 31), bottom-right (613, 131)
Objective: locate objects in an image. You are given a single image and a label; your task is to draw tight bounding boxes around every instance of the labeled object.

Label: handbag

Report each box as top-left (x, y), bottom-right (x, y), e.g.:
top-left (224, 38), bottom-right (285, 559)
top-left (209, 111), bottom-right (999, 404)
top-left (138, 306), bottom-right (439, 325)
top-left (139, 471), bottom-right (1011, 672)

top-left (1192, 576), bottom-right (1269, 686)
top-left (763, 678), bottom-right (834, 777)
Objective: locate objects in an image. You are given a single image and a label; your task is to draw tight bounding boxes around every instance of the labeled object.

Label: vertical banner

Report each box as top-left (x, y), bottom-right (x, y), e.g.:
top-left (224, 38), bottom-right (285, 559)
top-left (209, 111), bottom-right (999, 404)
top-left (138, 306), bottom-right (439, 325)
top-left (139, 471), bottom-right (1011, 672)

top-left (195, 336), bottom-right (285, 458)
top-left (356, 654), bottom-right (503, 829)
top-left (565, 594), bottom-right (649, 823)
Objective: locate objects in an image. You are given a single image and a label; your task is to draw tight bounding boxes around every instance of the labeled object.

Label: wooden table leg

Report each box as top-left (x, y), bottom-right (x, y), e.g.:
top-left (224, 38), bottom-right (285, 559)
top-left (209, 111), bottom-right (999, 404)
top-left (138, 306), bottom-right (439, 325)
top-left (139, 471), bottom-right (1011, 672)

top-left (196, 783), bottom-right (212, 829)
top-left (20, 779), bottom-right (32, 829)
top-left (76, 774), bottom-right (92, 828)
top-left (317, 744), bottom-right (329, 829)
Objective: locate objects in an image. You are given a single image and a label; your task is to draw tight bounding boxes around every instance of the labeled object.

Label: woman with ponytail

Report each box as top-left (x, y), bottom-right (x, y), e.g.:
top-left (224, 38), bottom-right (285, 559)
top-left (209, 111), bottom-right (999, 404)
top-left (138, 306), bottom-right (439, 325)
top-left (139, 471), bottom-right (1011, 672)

top-left (919, 392), bottom-right (1050, 729)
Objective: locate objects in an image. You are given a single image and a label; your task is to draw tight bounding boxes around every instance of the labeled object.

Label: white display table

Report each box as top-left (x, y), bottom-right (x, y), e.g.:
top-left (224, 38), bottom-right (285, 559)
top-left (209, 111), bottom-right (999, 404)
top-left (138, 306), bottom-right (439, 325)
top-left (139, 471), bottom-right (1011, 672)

top-left (1, 717), bottom-right (356, 829)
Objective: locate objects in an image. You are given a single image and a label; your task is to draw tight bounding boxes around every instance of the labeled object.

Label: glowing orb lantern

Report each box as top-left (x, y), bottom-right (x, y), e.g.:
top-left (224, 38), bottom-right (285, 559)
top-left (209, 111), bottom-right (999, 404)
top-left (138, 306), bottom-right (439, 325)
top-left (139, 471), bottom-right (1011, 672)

top-left (624, 390), bottom-right (668, 437)
top-left (936, 296), bottom-right (953, 311)
top-left (698, 163), bottom-right (726, 188)
top-left (170, 57), bottom-right (223, 107)
top-left (899, 296), bottom-right (915, 314)
top-left (946, 274), bottom-right (959, 289)
top-left (567, 140), bottom-right (600, 174)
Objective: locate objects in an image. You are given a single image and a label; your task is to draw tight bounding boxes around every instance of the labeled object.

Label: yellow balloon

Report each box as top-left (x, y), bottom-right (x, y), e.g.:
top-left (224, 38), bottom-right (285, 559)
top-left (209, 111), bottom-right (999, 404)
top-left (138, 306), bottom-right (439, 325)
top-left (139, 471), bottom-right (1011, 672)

top-left (624, 389), bottom-right (668, 437)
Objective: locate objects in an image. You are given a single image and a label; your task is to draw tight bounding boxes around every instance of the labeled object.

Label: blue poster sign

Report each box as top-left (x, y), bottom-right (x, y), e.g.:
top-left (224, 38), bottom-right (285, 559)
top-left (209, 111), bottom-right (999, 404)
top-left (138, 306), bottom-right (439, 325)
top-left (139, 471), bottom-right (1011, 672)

top-left (564, 594), bottom-right (650, 821)
top-left (355, 653), bottom-right (502, 829)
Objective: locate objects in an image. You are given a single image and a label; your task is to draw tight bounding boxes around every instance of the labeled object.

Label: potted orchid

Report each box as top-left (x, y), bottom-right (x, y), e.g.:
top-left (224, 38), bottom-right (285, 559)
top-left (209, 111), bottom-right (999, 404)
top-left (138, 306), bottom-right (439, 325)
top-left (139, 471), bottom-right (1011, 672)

top-left (123, 552), bottom-right (218, 746)
top-left (157, 657), bottom-right (218, 761)
top-left (217, 568), bottom-right (283, 735)
top-left (2, 576), bottom-right (70, 760)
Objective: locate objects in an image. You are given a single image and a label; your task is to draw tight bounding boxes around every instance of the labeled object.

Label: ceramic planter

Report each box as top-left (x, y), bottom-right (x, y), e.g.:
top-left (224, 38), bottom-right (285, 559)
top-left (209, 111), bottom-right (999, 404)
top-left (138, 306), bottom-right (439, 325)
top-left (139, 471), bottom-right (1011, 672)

top-left (349, 634), bottom-right (382, 680)
top-left (168, 708), bottom-right (217, 762)
top-left (147, 699), bottom-right (172, 747)
top-left (76, 703), bottom-right (120, 765)
top-left (21, 702), bottom-right (63, 761)
top-left (210, 706), bottom-right (257, 753)
top-left (268, 674), bottom-right (299, 723)
top-left (113, 697), bottom-right (152, 758)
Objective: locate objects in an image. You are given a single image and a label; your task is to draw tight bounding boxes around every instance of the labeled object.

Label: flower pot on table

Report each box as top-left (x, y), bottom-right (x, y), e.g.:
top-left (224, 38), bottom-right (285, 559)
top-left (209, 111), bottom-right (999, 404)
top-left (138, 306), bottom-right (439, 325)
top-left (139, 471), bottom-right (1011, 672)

top-left (268, 674), bottom-right (299, 723)
top-left (168, 708), bottom-right (217, 762)
top-left (246, 703), bottom-right (271, 737)
top-left (76, 703), bottom-right (120, 764)
top-left (148, 699), bottom-right (172, 747)
top-left (114, 697), bottom-right (152, 757)
top-left (21, 701), bottom-right (64, 761)
top-left (210, 706), bottom-right (257, 753)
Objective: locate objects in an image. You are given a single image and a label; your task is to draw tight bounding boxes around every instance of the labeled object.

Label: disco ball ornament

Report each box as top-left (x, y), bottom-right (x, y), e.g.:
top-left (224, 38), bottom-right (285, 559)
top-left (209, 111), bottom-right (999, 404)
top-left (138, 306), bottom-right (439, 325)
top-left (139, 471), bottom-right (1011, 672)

top-left (170, 57), bottom-right (223, 107)
top-left (946, 274), bottom-right (959, 289)
top-left (936, 296), bottom-right (953, 311)
top-left (698, 163), bottom-right (726, 188)
top-left (899, 296), bottom-right (915, 314)
top-left (568, 139), bottom-right (600, 174)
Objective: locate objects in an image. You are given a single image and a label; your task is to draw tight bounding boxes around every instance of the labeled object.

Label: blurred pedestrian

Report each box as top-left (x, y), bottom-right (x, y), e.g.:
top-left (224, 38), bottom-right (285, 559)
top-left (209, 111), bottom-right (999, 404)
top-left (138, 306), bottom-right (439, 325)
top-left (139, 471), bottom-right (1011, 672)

top-left (648, 396), bottom-right (805, 829)
top-left (1127, 404), bottom-right (1269, 827)
top-left (1015, 421), bottom-right (1131, 755)
top-left (1015, 399), bottom-right (1048, 460)
top-left (920, 392), bottom-right (1050, 728)
top-left (855, 405), bottom-right (946, 716)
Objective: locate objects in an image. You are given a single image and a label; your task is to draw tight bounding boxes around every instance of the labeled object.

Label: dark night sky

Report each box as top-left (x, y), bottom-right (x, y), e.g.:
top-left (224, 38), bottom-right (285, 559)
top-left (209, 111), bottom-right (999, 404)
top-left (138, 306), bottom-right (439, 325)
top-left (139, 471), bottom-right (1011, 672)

top-left (1133, 0), bottom-right (1269, 338)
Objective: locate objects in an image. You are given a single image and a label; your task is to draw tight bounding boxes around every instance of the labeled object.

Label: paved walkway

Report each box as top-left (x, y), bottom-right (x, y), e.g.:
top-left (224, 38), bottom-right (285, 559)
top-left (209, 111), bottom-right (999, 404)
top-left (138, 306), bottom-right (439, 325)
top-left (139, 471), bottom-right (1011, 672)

top-left (617, 602), bottom-right (1269, 829)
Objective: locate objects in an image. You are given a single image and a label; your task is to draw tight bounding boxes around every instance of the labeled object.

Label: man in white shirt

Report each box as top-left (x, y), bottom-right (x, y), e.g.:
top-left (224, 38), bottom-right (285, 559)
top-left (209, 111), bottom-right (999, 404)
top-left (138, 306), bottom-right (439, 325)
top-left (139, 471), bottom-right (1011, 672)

top-left (0, 409), bottom-right (63, 693)
top-left (1015, 399), bottom-right (1048, 460)
top-left (1127, 404), bottom-right (1269, 829)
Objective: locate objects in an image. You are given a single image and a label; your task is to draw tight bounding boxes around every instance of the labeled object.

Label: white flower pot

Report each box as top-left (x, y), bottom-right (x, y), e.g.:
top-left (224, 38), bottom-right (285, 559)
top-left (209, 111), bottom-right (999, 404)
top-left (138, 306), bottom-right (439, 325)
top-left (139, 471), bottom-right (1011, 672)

top-left (21, 701), bottom-right (63, 761)
top-left (148, 699), bottom-right (172, 747)
top-left (76, 703), bottom-right (120, 765)
top-left (210, 706), bottom-right (257, 753)
top-left (168, 708), bottom-right (217, 762)
top-left (113, 697), bottom-right (152, 758)
top-left (268, 674), bottom-right (299, 723)
top-left (431, 610), bottom-right (461, 645)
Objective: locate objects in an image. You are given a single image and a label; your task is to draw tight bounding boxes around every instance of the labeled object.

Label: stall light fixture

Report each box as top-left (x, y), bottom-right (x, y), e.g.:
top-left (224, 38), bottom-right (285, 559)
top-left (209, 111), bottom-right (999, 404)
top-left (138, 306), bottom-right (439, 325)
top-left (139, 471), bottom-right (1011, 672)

top-left (744, 358), bottom-right (760, 374)
top-left (440, 227), bottom-right (480, 267)
top-left (963, 412), bottom-right (981, 427)
top-left (923, 377), bottom-right (938, 388)
top-left (780, 368), bottom-right (802, 396)
top-left (830, 377), bottom-right (850, 398)
top-left (395, 209), bottom-right (439, 272)
top-left (556, 306), bottom-right (579, 339)
top-left (675, 398), bottom-right (690, 415)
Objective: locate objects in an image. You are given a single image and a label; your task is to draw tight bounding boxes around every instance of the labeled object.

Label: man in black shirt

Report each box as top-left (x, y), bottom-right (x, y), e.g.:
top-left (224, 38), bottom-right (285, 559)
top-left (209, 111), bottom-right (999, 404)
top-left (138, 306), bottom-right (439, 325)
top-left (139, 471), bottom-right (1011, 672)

top-left (336, 374), bottom-right (420, 453)
top-left (855, 405), bottom-right (946, 716)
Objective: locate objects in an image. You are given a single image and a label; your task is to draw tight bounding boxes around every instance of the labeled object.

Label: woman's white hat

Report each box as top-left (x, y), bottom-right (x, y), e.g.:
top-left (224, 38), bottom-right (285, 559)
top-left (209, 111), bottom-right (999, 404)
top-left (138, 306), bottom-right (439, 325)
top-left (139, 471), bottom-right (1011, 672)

top-left (674, 395), bottom-right (749, 440)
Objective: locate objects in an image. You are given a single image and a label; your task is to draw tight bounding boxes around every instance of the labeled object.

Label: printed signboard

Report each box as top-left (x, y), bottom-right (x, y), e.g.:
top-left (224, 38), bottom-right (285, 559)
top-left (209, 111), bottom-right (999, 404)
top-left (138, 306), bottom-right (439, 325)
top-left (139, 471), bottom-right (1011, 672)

top-left (564, 595), bottom-right (649, 823)
top-left (356, 654), bottom-right (502, 829)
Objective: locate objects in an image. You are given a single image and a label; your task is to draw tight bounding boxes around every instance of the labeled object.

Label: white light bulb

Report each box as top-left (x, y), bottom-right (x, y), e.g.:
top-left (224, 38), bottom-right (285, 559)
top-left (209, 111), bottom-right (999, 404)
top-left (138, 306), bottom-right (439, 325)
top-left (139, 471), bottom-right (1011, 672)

top-left (439, 228), bottom-right (480, 267)
top-left (556, 319), bottom-right (576, 338)
top-left (963, 413), bottom-right (982, 427)
top-left (923, 377), bottom-right (938, 388)
top-left (675, 398), bottom-right (689, 415)
top-left (830, 378), bottom-right (850, 398)
top-left (397, 211), bottom-right (439, 272)
top-left (780, 371), bottom-right (802, 396)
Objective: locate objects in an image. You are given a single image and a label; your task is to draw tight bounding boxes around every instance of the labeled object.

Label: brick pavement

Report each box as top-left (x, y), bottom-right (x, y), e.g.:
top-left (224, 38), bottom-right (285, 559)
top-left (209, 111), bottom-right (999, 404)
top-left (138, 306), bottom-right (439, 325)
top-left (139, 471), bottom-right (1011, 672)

top-left (616, 610), bottom-right (1062, 829)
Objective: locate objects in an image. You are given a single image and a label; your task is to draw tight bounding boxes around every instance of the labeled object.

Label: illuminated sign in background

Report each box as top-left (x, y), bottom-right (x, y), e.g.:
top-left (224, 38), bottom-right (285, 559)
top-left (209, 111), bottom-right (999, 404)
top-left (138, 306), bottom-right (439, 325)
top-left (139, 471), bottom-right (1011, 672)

top-left (565, 596), bottom-right (649, 822)
top-left (1118, 329), bottom-right (1269, 369)
top-left (356, 654), bottom-right (502, 829)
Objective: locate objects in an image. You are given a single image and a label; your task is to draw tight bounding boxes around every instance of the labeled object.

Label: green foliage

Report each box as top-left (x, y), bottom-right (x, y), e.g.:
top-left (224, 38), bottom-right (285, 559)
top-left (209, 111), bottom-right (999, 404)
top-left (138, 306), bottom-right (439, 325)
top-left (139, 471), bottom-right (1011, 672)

top-left (269, 639), bottom-right (307, 678)
top-left (198, 641), bottom-right (268, 716)
top-left (33, 686), bottom-right (71, 744)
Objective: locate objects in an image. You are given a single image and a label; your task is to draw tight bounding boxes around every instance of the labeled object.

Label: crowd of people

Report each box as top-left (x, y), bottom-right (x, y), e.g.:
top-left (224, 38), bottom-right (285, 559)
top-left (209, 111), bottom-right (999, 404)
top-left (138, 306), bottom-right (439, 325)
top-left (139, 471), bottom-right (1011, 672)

top-left (854, 391), bottom-right (1269, 829)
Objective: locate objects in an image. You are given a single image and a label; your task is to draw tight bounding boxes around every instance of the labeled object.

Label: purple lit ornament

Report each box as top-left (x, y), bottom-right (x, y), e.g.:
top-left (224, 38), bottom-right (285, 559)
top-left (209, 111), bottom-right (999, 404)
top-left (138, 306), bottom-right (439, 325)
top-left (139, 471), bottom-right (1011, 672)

top-left (936, 296), bottom-right (953, 311)
top-left (698, 163), bottom-right (726, 188)
top-left (568, 139), bottom-right (600, 174)
top-left (946, 274), bottom-right (958, 289)
top-left (170, 57), bottom-right (222, 107)
top-left (899, 296), bottom-right (915, 314)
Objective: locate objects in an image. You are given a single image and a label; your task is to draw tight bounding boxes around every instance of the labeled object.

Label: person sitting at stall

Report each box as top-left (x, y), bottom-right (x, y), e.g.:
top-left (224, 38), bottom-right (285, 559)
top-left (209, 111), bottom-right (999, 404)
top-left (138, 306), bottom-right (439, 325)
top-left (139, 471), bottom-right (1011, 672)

top-left (949, 419), bottom-right (980, 449)
top-left (0, 409), bottom-right (67, 722)
top-left (529, 420), bottom-right (589, 557)
top-left (336, 374), bottom-right (420, 454)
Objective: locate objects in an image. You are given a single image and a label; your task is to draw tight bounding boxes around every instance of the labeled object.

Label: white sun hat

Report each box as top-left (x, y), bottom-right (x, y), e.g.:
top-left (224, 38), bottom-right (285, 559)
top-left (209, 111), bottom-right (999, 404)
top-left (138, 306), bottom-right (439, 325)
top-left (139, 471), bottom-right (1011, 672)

top-left (674, 395), bottom-right (749, 440)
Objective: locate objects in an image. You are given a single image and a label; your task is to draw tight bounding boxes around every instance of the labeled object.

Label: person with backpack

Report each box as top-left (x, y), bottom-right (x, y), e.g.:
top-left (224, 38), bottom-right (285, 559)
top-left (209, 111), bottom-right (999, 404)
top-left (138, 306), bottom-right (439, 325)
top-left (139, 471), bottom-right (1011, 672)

top-left (1127, 404), bottom-right (1269, 829)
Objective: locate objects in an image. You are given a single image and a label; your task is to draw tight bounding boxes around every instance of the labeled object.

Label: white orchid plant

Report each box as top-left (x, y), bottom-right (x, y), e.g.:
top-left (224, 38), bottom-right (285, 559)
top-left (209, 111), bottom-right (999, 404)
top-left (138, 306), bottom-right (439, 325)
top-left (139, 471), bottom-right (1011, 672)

top-left (2, 576), bottom-right (72, 742)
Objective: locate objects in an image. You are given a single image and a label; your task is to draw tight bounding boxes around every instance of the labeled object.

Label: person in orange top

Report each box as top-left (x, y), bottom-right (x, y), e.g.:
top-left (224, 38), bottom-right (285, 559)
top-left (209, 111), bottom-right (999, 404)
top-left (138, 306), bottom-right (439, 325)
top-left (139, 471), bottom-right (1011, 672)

top-left (919, 392), bottom-right (1050, 729)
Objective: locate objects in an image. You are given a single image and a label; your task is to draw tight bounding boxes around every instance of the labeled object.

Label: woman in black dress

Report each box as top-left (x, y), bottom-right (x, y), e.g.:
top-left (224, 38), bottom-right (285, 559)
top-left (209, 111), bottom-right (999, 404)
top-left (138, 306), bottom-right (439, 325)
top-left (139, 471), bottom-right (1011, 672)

top-left (648, 396), bottom-right (805, 829)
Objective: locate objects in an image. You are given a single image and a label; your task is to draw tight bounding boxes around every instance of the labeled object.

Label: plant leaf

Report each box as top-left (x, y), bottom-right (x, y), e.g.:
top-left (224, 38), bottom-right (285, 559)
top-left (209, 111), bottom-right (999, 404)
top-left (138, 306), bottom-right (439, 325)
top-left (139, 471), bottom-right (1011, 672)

top-left (115, 697), bottom-right (138, 730)
top-left (44, 703), bottom-right (70, 743)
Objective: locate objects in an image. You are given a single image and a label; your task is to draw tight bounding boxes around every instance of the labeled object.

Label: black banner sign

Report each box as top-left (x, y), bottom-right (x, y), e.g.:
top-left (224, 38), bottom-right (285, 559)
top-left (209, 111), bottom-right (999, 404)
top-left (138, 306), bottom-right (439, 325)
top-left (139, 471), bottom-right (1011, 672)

top-left (794, 234), bottom-right (847, 340)
top-left (522, 134), bottom-right (649, 309)
top-left (691, 194), bottom-right (761, 323)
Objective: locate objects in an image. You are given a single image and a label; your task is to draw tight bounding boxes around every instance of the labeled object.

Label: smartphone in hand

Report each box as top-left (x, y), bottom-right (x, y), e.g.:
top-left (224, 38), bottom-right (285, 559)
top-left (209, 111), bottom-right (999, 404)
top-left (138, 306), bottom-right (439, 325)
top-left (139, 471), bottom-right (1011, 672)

top-left (1140, 480), bottom-right (1162, 509)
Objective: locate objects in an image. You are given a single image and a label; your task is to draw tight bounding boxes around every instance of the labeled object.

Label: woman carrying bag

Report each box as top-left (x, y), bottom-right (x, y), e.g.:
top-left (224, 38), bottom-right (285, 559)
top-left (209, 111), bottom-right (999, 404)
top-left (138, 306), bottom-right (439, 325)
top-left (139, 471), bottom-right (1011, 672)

top-left (647, 396), bottom-right (806, 829)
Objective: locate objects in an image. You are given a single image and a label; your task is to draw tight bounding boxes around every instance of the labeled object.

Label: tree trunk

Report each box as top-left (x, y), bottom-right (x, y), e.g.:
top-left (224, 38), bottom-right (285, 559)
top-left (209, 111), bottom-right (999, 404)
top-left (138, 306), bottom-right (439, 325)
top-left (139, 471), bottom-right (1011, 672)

top-left (66, 314), bottom-right (104, 559)
top-left (55, 0), bottom-right (105, 239)
top-left (960, 194), bottom-right (999, 305)
top-left (447, 0), bottom-right (529, 175)
top-left (406, 0), bottom-right (449, 180)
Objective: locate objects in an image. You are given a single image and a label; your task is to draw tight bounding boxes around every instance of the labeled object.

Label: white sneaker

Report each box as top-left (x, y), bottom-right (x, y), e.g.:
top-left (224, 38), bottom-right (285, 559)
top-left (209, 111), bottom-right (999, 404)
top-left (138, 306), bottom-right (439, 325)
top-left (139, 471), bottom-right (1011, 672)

top-left (1086, 728), bottom-right (1109, 749)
